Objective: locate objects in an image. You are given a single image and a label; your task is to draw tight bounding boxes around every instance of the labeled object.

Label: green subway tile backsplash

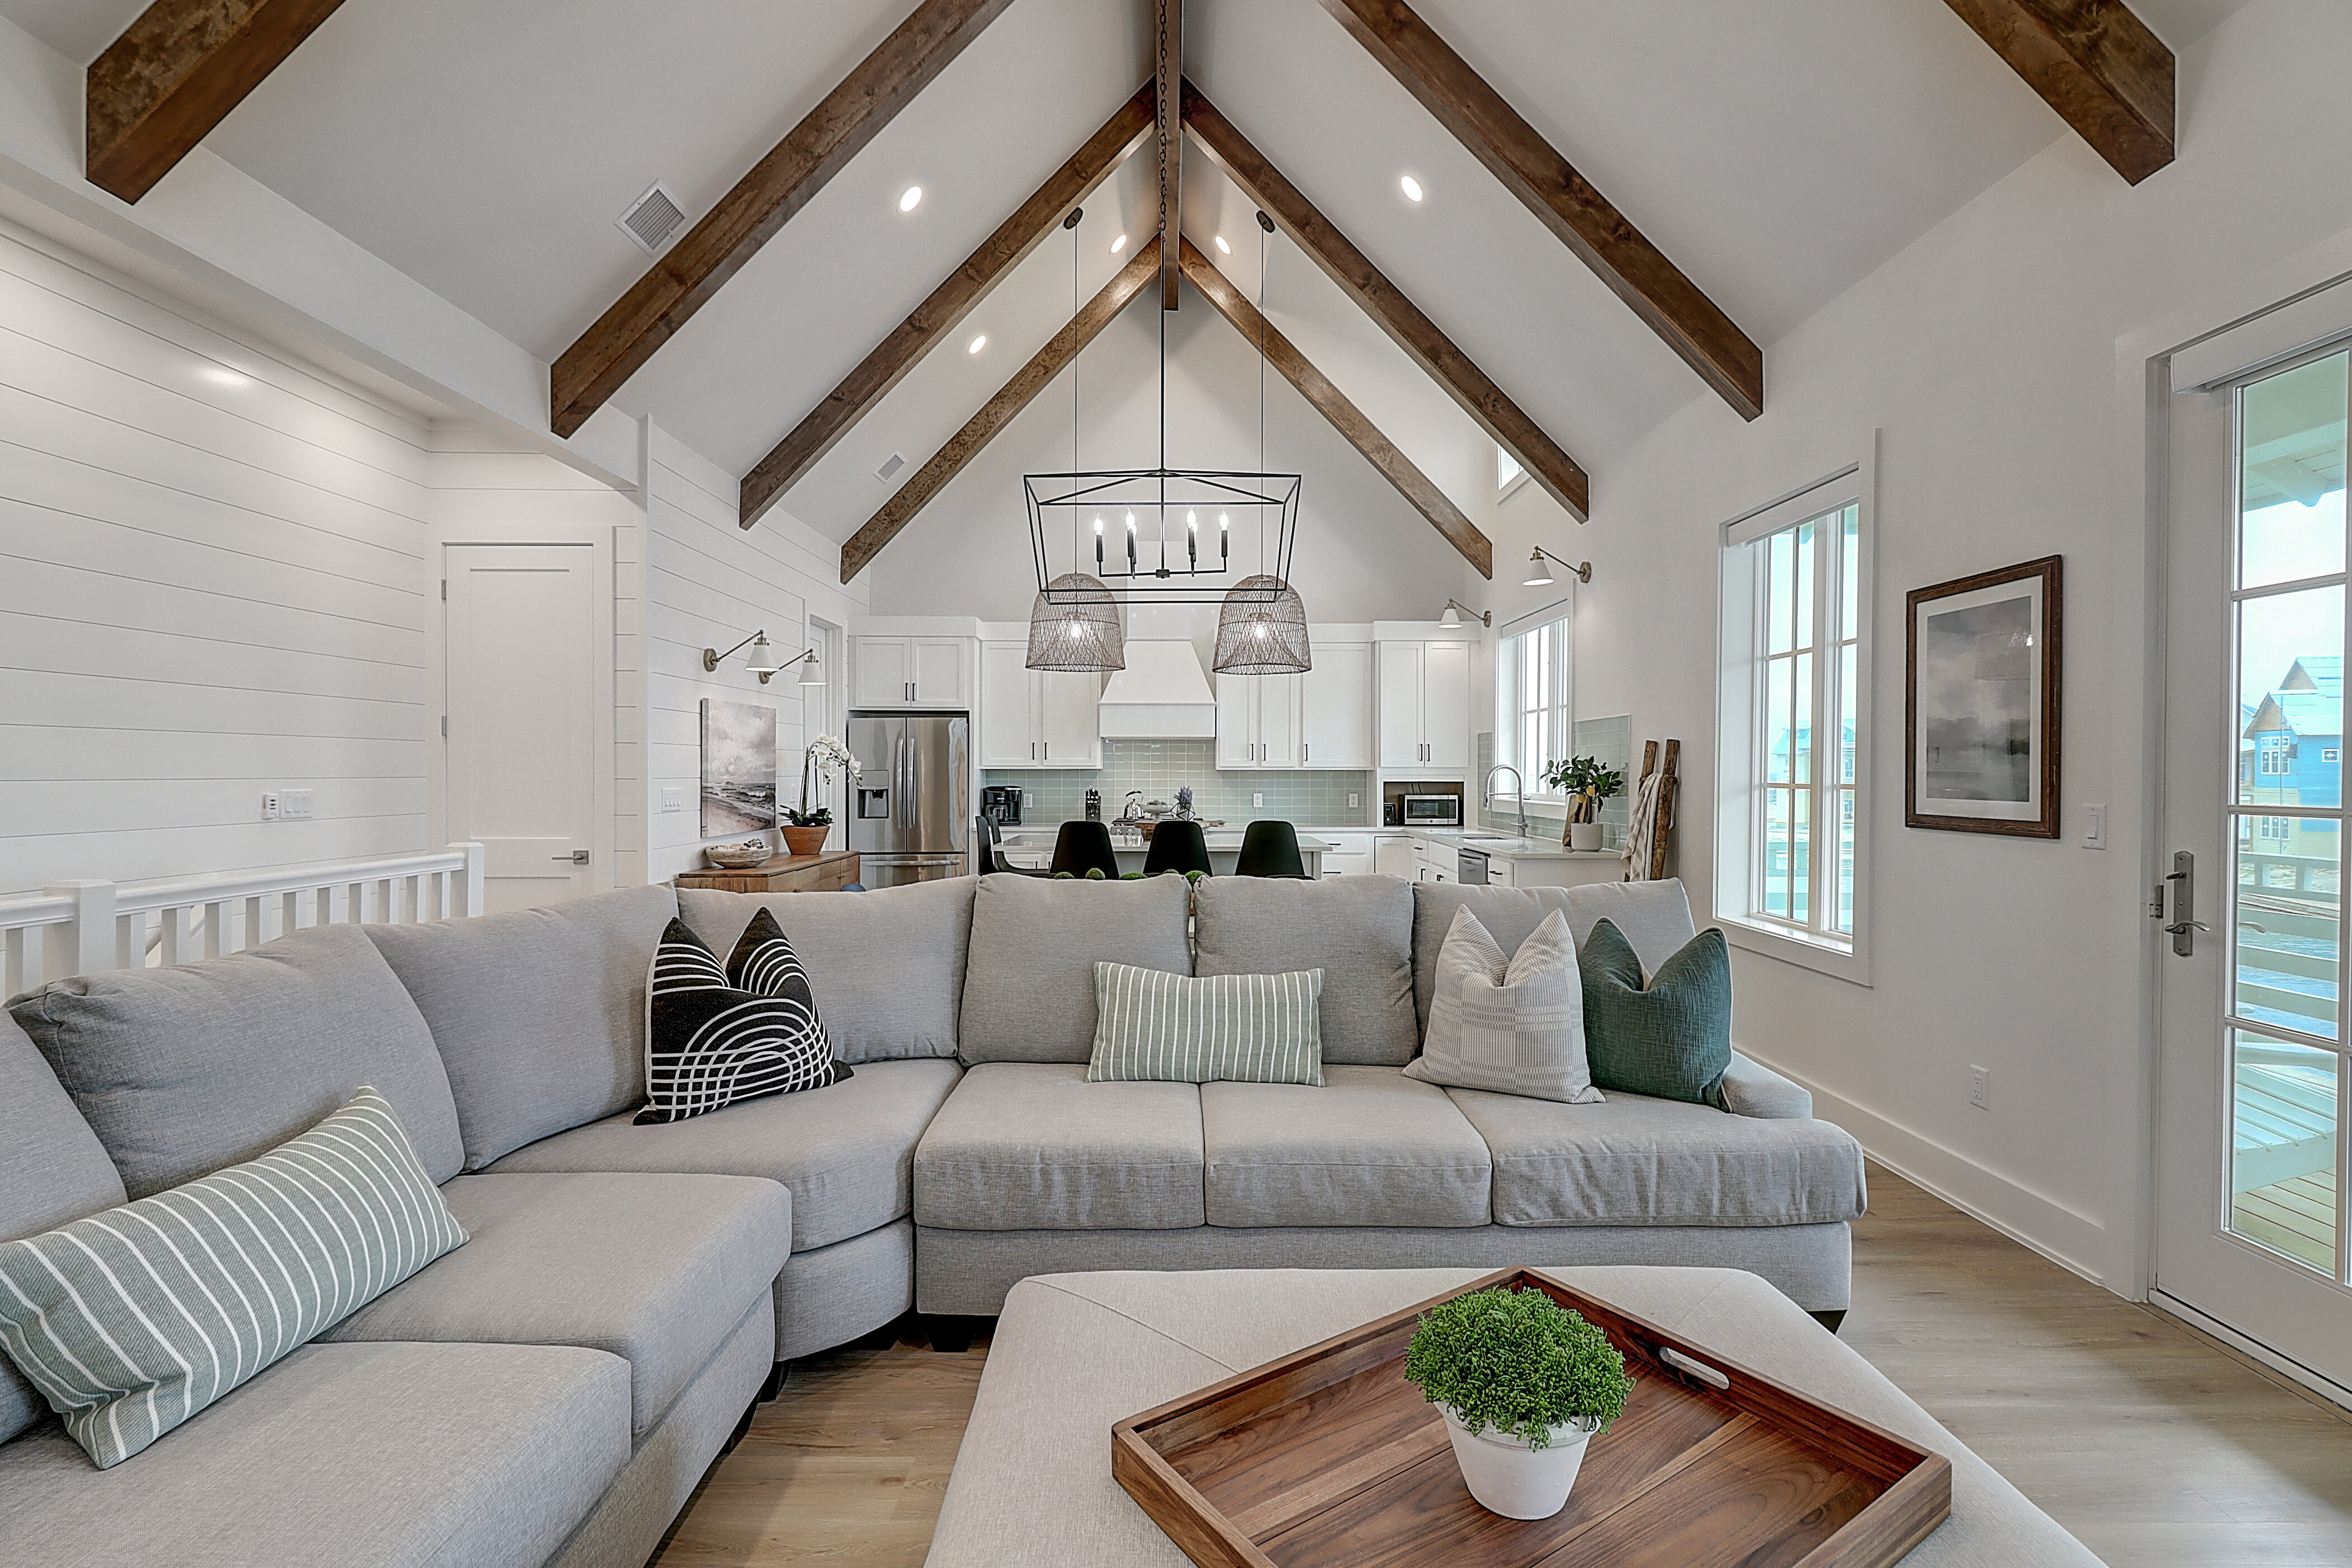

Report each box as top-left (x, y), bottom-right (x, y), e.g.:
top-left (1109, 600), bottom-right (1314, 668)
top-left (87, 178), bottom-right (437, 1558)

top-left (984, 740), bottom-right (1372, 825)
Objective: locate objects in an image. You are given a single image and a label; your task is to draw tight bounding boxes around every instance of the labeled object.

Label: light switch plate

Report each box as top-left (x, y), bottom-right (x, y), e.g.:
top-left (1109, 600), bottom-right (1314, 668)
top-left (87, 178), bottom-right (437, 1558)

top-left (259, 792), bottom-right (281, 821)
top-left (660, 786), bottom-right (685, 813)
top-left (2082, 803), bottom-right (2106, 849)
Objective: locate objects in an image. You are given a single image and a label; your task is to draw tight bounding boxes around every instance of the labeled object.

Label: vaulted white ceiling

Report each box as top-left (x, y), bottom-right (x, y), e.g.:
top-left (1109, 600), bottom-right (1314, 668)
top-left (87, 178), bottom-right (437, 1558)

top-left (0, 0), bottom-right (2254, 549)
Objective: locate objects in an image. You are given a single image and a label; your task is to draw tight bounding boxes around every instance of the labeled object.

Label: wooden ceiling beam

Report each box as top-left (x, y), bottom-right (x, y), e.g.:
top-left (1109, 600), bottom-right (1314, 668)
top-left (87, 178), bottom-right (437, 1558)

top-left (1940, 0), bottom-right (2174, 184)
top-left (1313, 0), bottom-right (1763, 421)
top-left (86, 0), bottom-right (351, 203)
top-left (550, 0), bottom-right (1015, 439)
top-left (741, 83), bottom-right (1155, 530)
top-left (1155, 0), bottom-right (1182, 310)
top-left (1178, 237), bottom-right (1492, 578)
top-left (838, 237), bottom-right (1162, 583)
top-left (1181, 80), bottom-right (1588, 521)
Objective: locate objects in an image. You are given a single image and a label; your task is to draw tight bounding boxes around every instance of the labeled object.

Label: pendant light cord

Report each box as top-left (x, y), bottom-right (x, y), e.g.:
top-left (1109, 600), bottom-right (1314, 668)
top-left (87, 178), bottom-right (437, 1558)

top-left (1258, 225), bottom-right (1269, 577)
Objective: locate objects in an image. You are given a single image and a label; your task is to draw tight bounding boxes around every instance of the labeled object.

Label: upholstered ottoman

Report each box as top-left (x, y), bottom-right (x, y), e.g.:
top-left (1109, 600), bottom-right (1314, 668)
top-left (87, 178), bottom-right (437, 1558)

top-left (923, 1267), bottom-right (2102, 1567)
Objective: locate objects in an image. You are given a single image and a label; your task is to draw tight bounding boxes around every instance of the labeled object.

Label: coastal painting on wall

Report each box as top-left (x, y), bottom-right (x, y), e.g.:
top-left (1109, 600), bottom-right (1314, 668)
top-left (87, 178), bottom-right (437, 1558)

top-left (1906, 556), bottom-right (2062, 837)
top-left (701, 698), bottom-right (778, 837)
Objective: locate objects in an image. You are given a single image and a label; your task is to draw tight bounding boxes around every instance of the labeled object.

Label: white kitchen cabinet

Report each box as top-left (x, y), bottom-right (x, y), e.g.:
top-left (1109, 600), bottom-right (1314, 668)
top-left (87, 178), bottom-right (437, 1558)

top-left (1299, 642), bottom-right (1372, 768)
top-left (853, 636), bottom-right (969, 709)
top-left (1414, 838), bottom-right (1457, 884)
top-left (1216, 673), bottom-right (1300, 769)
top-left (979, 640), bottom-right (1098, 767)
top-left (1373, 834), bottom-right (1416, 879)
top-left (1377, 637), bottom-right (1471, 770)
top-left (1315, 830), bottom-right (1375, 878)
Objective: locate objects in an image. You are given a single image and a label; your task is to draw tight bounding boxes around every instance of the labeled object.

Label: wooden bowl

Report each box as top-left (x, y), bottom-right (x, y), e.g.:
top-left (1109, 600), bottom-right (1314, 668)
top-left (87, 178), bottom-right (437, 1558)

top-left (704, 842), bottom-right (771, 869)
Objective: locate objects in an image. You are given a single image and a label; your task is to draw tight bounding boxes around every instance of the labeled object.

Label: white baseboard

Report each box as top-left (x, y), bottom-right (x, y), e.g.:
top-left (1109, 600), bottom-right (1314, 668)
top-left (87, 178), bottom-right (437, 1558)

top-left (2150, 1289), bottom-right (2352, 1413)
top-left (1742, 1049), bottom-right (2117, 1290)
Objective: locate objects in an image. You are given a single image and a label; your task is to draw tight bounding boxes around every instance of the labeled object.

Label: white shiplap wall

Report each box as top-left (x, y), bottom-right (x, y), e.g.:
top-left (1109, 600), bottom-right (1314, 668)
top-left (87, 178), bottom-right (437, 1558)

top-left (642, 424), bottom-right (866, 884)
top-left (0, 215), bottom-right (435, 896)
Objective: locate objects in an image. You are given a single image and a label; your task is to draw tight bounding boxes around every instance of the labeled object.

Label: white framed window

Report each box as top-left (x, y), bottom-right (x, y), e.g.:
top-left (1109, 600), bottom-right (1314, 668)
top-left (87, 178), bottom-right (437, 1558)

top-left (1715, 442), bottom-right (1875, 984)
top-left (2258, 735), bottom-right (2293, 774)
top-left (1497, 444), bottom-right (1529, 501)
top-left (1494, 608), bottom-right (1571, 797)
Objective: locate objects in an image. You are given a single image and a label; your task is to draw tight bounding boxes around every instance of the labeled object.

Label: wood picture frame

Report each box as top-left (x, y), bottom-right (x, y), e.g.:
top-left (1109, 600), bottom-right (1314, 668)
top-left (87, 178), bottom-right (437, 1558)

top-left (1906, 556), bottom-right (2061, 837)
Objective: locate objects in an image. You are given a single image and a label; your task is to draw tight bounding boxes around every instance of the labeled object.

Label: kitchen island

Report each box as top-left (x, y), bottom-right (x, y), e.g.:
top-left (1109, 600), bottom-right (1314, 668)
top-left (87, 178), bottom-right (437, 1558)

top-left (996, 825), bottom-right (1333, 878)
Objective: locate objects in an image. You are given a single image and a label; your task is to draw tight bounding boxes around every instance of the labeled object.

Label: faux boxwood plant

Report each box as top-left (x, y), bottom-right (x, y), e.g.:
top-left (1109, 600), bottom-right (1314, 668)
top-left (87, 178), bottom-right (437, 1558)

top-left (1404, 1286), bottom-right (1632, 1449)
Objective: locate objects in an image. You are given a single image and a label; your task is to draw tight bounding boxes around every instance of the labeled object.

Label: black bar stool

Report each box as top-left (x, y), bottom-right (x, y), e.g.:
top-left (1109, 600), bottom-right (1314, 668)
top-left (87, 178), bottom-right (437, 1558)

top-left (1142, 819), bottom-right (1212, 878)
top-left (1050, 819), bottom-right (1122, 878)
top-left (1234, 820), bottom-right (1309, 879)
top-left (974, 816), bottom-right (1046, 876)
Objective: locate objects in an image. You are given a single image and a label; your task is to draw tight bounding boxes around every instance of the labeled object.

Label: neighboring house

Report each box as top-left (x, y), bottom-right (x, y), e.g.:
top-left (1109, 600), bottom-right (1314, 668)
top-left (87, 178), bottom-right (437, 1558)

top-left (2241, 656), bottom-right (2342, 870)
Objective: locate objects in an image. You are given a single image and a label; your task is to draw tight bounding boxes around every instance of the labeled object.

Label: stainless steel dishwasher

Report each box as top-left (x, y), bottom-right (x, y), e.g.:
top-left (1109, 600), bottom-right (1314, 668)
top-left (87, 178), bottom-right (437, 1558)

top-left (1458, 847), bottom-right (1492, 885)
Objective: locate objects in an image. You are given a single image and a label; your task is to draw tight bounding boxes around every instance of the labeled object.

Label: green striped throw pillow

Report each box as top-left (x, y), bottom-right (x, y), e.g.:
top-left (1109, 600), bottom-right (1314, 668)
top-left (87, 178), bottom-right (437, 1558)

top-left (0, 1088), bottom-right (466, 1468)
top-left (1089, 963), bottom-right (1324, 1085)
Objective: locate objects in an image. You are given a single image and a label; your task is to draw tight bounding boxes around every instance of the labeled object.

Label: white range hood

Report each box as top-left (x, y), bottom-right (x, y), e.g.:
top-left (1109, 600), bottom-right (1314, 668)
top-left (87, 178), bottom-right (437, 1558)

top-left (1096, 638), bottom-right (1218, 739)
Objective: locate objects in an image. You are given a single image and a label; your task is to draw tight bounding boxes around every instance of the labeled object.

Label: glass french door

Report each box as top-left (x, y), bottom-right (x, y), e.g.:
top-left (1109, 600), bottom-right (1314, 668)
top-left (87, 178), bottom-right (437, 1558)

top-left (2157, 344), bottom-right (2352, 1396)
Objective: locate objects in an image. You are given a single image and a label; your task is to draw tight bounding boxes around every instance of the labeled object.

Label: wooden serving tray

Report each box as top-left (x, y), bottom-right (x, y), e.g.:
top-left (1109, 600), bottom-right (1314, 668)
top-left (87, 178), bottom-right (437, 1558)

top-left (1112, 1267), bottom-right (1950, 1568)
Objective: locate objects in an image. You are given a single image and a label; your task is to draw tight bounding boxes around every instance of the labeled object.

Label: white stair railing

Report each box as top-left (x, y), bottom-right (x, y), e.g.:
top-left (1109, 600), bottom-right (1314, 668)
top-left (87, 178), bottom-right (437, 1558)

top-left (0, 844), bottom-right (484, 996)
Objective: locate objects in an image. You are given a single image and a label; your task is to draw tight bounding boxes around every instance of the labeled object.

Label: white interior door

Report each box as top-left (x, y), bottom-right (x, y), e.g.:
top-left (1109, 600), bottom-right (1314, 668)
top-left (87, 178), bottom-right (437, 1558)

top-left (2155, 343), bottom-right (2352, 1399)
top-left (446, 544), bottom-right (600, 916)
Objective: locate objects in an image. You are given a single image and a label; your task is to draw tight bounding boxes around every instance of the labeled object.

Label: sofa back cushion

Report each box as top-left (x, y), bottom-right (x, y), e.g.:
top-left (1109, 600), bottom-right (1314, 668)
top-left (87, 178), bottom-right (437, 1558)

top-left (366, 884), bottom-right (677, 1170)
top-left (0, 1014), bottom-right (128, 1446)
top-left (676, 877), bottom-right (974, 1063)
top-left (1411, 880), bottom-right (1699, 1029)
top-left (959, 874), bottom-right (1192, 1063)
top-left (8, 923), bottom-right (463, 1198)
top-left (1192, 876), bottom-right (1417, 1065)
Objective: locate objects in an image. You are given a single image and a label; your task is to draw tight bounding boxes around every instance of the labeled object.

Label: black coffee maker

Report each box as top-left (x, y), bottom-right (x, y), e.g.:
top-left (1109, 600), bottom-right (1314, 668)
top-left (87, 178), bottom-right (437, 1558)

top-left (981, 785), bottom-right (1023, 826)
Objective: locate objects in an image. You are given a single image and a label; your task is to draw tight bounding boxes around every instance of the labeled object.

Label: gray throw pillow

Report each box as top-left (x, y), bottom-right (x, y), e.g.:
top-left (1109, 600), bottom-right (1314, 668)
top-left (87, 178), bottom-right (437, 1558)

top-left (0, 1089), bottom-right (467, 1469)
top-left (1404, 907), bottom-right (1602, 1104)
top-left (1088, 963), bottom-right (1324, 1085)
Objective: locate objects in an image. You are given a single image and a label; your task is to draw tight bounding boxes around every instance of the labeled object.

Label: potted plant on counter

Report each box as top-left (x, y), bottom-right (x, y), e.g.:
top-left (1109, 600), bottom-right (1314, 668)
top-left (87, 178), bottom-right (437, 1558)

top-left (1543, 755), bottom-right (1625, 852)
top-left (780, 805), bottom-right (832, 858)
top-left (1404, 1285), bottom-right (1632, 1519)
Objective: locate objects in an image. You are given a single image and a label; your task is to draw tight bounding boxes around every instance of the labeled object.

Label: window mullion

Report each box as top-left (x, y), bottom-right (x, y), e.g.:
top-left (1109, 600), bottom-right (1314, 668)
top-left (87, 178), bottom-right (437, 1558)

top-left (1810, 521), bottom-right (1835, 936)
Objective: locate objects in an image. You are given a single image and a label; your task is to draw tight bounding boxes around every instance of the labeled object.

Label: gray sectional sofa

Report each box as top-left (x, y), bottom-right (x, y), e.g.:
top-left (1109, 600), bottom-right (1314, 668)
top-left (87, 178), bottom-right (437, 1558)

top-left (0, 870), bottom-right (1864, 1567)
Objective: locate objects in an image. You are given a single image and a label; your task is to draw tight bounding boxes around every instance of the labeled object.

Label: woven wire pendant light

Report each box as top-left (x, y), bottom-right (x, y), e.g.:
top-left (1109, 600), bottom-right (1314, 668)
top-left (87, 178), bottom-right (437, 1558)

top-left (1028, 571), bottom-right (1125, 671)
top-left (1214, 573), bottom-right (1310, 674)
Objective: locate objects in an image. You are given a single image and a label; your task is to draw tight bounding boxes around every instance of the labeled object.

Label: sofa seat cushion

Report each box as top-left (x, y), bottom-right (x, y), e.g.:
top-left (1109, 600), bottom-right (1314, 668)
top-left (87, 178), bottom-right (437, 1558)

top-left (487, 1058), bottom-right (959, 1252)
top-left (678, 879), bottom-right (976, 1063)
top-left (323, 1171), bottom-right (790, 1438)
top-left (959, 875), bottom-right (1193, 1063)
top-left (0, 1014), bottom-right (126, 1446)
top-left (916, 1063), bottom-right (1205, 1230)
top-left (9, 923), bottom-right (465, 1194)
top-left (366, 884), bottom-right (678, 1170)
top-left (0, 1339), bottom-right (628, 1568)
top-left (1201, 1067), bottom-right (1491, 1228)
top-left (1192, 876), bottom-right (1417, 1066)
top-left (1446, 1086), bottom-right (1868, 1227)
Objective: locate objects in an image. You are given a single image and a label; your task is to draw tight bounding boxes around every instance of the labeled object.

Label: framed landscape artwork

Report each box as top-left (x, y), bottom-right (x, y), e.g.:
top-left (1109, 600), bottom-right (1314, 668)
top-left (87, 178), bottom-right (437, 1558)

top-left (700, 698), bottom-right (778, 837)
top-left (1906, 556), bottom-right (2062, 838)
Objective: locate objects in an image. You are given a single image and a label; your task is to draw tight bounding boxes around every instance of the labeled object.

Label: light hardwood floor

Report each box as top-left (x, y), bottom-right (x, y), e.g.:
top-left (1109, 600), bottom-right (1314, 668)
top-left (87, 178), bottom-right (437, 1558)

top-left (652, 1164), bottom-right (2352, 1567)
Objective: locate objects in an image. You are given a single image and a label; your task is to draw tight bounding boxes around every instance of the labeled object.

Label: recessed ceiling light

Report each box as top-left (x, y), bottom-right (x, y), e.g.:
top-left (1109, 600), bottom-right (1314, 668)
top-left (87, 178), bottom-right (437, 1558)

top-left (968, 334), bottom-right (987, 354)
top-left (1400, 175), bottom-right (1424, 203)
top-left (1110, 233), bottom-right (1127, 254)
top-left (898, 185), bottom-right (923, 213)
top-left (1214, 235), bottom-right (1231, 255)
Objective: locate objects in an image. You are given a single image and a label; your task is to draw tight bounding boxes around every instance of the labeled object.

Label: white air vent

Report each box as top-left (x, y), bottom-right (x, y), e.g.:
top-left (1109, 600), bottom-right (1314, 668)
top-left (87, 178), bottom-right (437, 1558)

top-left (616, 183), bottom-right (687, 255)
top-left (875, 452), bottom-right (907, 483)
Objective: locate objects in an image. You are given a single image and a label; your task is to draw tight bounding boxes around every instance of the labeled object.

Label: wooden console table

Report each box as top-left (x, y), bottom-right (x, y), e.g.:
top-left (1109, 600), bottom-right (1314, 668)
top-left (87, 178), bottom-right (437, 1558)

top-left (673, 851), bottom-right (860, 893)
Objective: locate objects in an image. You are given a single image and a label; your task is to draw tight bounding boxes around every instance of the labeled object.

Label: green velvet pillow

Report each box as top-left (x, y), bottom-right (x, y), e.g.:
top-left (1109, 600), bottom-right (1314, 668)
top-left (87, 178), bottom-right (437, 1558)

top-left (1578, 919), bottom-right (1732, 1109)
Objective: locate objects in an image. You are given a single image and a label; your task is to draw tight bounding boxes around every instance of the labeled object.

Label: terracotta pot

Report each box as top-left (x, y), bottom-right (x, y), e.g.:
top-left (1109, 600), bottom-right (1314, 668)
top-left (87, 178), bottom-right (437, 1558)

top-left (781, 825), bottom-right (829, 857)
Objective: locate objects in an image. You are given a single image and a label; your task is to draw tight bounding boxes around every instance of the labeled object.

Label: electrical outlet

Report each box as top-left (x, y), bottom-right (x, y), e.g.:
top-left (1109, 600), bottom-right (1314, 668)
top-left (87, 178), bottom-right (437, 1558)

top-left (1348, 792), bottom-right (1360, 809)
top-left (660, 786), bottom-right (685, 814)
top-left (260, 792), bottom-right (281, 821)
top-left (2082, 804), bottom-right (2106, 849)
top-left (1253, 792), bottom-right (1266, 809)
top-left (1968, 1065), bottom-right (1991, 1110)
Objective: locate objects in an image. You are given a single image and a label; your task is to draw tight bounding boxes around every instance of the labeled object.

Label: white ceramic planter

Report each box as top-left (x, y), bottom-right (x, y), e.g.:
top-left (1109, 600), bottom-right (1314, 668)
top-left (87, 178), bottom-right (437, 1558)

top-left (1568, 822), bottom-right (1603, 852)
top-left (1440, 1407), bottom-right (1598, 1519)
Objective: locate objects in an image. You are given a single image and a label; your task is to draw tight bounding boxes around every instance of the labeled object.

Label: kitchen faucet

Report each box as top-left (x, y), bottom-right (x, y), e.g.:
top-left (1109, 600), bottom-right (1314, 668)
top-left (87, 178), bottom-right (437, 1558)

top-left (1483, 765), bottom-right (1529, 841)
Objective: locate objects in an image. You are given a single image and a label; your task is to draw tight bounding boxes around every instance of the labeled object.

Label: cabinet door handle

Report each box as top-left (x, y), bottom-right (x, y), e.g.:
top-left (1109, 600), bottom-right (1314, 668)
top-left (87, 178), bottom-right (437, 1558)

top-left (1043, 741), bottom-right (1049, 761)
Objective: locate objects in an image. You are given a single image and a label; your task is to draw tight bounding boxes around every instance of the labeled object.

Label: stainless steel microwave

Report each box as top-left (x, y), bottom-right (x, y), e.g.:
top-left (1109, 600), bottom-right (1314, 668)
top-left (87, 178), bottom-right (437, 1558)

top-left (1401, 794), bottom-right (1462, 826)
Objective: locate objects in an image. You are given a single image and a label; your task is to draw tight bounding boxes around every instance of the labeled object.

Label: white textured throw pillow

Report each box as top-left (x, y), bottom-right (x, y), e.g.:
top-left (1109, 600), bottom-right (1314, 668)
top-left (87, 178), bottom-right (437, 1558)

top-left (1404, 906), bottom-right (1604, 1104)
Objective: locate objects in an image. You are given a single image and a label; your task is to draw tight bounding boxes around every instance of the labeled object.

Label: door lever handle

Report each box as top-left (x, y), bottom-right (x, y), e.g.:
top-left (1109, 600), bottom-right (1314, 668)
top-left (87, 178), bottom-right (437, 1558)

top-left (552, 850), bottom-right (589, 864)
top-left (2162, 920), bottom-right (2210, 936)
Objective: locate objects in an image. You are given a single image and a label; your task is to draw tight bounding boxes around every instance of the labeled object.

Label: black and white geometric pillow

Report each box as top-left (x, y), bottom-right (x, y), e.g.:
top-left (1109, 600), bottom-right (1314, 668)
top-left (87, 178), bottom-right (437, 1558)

top-left (637, 911), bottom-right (848, 1125)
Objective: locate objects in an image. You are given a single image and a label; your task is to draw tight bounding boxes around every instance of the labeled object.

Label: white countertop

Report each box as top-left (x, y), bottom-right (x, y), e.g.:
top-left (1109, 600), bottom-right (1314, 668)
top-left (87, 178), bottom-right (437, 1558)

top-left (1001, 826), bottom-right (1338, 852)
top-left (1403, 828), bottom-right (1621, 862)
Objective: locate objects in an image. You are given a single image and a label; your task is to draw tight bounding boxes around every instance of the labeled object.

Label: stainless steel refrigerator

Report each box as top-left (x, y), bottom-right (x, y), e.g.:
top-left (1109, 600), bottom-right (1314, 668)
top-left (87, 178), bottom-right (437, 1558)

top-left (846, 713), bottom-right (970, 888)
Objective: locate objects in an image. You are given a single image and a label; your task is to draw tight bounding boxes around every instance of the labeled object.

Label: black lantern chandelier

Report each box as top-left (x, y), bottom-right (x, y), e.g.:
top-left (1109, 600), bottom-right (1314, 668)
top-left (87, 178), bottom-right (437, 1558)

top-left (1025, 199), bottom-right (1307, 673)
